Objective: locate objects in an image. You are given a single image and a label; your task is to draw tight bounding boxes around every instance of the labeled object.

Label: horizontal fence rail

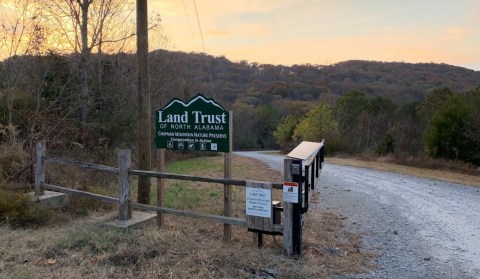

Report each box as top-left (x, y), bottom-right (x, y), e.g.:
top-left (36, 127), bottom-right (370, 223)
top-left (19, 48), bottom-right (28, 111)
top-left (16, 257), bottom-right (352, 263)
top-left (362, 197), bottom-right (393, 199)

top-left (131, 202), bottom-right (282, 232)
top-left (129, 169), bottom-right (283, 189)
top-left (41, 182), bottom-right (283, 232)
top-left (35, 140), bottom-right (325, 258)
top-left (34, 141), bottom-right (284, 236)
top-left (43, 183), bottom-right (119, 204)
top-left (43, 156), bottom-right (119, 174)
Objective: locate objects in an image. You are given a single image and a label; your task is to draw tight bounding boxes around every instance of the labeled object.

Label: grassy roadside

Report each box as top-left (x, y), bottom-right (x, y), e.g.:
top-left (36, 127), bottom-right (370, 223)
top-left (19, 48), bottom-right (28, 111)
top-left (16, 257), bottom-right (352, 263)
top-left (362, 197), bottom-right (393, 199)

top-left (327, 157), bottom-right (480, 187)
top-left (0, 154), bottom-right (375, 279)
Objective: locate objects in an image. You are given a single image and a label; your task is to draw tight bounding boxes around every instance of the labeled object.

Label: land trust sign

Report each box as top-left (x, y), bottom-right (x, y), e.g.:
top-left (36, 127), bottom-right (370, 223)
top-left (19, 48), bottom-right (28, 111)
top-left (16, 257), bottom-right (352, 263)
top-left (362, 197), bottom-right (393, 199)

top-left (155, 94), bottom-right (230, 152)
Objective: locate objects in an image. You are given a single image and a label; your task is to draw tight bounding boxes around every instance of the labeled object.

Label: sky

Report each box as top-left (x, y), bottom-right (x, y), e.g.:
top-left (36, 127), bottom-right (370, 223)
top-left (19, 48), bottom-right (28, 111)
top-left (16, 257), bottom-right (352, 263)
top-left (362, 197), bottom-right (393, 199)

top-left (150, 0), bottom-right (480, 71)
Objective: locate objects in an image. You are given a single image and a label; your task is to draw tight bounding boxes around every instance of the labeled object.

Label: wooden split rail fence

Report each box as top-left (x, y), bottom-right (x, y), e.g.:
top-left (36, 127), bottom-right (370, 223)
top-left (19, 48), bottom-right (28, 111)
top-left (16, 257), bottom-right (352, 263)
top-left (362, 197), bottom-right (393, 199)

top-left (34, 140), bottom-right (325, 257)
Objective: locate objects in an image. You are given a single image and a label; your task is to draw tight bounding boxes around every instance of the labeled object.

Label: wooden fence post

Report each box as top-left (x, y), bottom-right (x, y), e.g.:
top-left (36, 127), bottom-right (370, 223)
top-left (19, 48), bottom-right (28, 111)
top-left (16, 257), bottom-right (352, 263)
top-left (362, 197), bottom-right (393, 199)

top-left (35, 141), bottom-right (45, 197)
top-left (157, 148), bottom-right (165, 227)
top-left (223, 111), bottom-right (233, 243)
top-left (118, 149), bottom-right (132, 220)
top-left (283, 158), bottom-right (294, 257)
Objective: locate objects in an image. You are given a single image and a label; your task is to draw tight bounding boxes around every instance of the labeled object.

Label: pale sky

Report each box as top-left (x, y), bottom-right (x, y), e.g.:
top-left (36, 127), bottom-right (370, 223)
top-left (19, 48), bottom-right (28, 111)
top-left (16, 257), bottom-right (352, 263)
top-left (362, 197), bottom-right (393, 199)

top-left (150, 0), bottom-right (480, 71)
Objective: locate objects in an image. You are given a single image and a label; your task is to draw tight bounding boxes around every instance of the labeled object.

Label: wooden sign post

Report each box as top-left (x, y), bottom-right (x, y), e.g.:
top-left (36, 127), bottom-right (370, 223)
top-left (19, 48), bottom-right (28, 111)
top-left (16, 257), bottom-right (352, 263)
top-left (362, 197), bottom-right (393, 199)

top-left (154, 94), bottom-right (232, 242)
top-left (224, 111), bottom-right (233, 242)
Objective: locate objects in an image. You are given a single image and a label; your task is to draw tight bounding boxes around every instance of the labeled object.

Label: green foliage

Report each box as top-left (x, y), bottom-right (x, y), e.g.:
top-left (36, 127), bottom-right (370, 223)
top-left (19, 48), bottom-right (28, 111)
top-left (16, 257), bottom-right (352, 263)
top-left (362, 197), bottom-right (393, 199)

top-left (390, 101), bottom-right (423, 156)
top-left (425, 94), bottom-right (473, 160)
top-left (419, 87), bottom-right (455, 127)
top-left (292, 103), bottom-right (341, 151)
top-left (273, 115), bottom-right (301, 151)
top-left (363, 96), bottom-right (397, 150)
top-left (0, 189), bottom-right (57, 228)
top-left (463, 87), bottom-right (480, 165)
top-left (165, 156), bottom-right (223, 174)
top-left (232, 101), bottom-right (259, 149)
top-left (164, 181), bottom-right (202, 210)
top-left (254, 104), bottom-right (280, 148)
top-left (376, 133), bottom-right (395, 155)
top-left (333, 90), bottom-right (369, 152)
top-left (331, 92), bottom-right (397, 153)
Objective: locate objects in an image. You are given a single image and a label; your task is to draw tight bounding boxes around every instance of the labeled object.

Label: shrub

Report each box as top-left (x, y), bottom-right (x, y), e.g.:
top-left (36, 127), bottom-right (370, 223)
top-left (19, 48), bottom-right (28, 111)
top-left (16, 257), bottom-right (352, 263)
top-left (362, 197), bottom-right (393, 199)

top-left (0, 189), bottom-right (57, 228)
top-left (0, 125), bottom-right (29, 180)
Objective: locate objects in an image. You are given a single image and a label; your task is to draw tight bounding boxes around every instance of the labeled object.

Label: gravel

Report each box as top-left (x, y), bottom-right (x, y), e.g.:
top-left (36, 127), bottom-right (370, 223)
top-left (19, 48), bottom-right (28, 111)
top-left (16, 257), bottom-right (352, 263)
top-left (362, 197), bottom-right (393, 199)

top-left (235, 152), bottom-right (480, 279)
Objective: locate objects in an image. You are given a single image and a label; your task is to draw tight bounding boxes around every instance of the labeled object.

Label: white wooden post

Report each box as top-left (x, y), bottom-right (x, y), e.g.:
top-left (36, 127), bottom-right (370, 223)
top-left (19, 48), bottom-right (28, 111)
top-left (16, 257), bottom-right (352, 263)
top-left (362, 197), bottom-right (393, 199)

top-left (118, 149), bottom-right (132, 220)
top-left (35, 141), bottom-right (45, 197)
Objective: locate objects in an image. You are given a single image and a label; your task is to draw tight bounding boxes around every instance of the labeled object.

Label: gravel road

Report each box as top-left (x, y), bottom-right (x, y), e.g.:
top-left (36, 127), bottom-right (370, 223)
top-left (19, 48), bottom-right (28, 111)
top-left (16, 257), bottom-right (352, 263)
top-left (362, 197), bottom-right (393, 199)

top-left (235, 151), bottom-right (480, 279)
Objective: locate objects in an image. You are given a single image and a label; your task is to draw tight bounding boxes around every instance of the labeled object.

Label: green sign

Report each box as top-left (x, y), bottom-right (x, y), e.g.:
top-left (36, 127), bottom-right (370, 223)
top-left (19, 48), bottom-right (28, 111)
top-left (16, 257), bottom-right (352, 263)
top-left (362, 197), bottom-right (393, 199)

top-left (155, 94), bottom-right (230, 152)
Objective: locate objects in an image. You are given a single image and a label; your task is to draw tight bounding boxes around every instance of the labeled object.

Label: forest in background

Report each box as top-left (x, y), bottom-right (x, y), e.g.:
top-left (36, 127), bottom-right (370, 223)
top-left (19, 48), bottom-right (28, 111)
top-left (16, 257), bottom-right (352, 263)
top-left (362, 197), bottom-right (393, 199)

top-left (1, 0), bottom-right (480, 183)
top-left (1, 50), bottom-right (480, 168)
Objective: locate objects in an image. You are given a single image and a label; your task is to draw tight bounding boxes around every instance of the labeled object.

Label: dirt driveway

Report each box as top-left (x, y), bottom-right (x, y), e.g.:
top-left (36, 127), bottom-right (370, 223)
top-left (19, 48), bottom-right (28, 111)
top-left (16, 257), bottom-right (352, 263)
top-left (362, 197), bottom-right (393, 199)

top-left (236, 151), bottom-right (480, 279)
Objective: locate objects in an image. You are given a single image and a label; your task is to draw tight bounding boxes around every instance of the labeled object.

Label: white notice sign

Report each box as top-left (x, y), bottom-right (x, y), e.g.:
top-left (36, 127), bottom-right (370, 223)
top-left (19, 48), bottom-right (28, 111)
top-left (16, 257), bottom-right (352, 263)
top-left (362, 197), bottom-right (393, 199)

top-left (246, 187), bottom-right (272, 218)
top-left (283, 182), bottom-right (299, 203)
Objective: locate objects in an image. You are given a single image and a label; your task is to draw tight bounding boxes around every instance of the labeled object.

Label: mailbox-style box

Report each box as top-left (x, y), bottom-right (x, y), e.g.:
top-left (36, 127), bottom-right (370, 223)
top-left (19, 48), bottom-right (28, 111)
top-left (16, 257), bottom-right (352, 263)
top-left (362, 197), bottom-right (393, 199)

top-left (283, 140), bottom-right (325, 257)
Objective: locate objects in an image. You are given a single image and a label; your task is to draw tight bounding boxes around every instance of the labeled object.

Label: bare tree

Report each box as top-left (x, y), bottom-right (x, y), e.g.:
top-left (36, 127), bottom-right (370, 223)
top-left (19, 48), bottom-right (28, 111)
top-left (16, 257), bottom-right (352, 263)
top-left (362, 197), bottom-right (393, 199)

top-left (0, 0), bottom-right (37, 128)
top-left (43, 1), bottom-right (122, 138)
top-left (41, 0), bottom-right (161, 142)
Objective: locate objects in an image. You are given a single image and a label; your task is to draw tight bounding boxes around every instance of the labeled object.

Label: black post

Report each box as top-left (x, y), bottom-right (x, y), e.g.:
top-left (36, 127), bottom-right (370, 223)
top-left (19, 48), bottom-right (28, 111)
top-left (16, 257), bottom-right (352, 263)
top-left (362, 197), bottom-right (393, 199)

top-left (302, 165), bottom-right (309, 214)
top-left (320, 146), bottom-right (325, 166)
top-left (291, 159), bottom-right (303, 256)
top-left (257, 233), bottom-right (263, 248)
top-left (310, 160), bottom-right (315, 189)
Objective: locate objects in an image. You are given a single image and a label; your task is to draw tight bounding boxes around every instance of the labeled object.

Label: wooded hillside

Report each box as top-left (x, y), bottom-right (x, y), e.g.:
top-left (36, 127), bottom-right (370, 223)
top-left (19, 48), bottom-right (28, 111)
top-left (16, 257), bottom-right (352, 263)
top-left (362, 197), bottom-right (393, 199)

top-left (1, 50), bottom-right (480, 168)
top-left (157, 50), bottom-right (480, 105)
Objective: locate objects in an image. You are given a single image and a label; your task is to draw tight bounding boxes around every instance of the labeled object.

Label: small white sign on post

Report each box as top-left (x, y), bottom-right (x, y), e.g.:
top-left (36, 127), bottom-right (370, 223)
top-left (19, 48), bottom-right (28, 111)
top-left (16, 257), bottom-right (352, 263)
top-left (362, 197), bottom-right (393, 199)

top-left (283, 182), bottom-right (299, 203)
top-left (246, 186), bottom-right (272, 218)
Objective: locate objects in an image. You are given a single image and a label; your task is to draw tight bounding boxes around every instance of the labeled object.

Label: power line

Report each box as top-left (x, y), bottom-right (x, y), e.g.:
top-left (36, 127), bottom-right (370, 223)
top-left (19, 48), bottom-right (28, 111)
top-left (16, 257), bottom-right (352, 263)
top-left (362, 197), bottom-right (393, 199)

top-left (181, 0), bottom-right (197, 47)
top-left (192, 0), bottom-right (215, 99)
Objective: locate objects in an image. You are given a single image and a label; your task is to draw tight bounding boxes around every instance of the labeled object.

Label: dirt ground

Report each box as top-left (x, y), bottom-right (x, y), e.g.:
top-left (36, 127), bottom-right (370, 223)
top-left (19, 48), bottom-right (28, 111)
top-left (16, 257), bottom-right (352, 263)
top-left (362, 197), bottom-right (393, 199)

top-left (326, 157), bottom-right (480, 187)
top-left (0, 155), bottom-right (375, 279)
top-left (237, 151), bottom-right (480, 278)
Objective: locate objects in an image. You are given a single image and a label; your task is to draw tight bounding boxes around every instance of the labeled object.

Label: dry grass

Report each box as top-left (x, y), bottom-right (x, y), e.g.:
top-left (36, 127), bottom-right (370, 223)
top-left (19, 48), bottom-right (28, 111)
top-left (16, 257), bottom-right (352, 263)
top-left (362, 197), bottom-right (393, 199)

top-left (0, 155), bottom-right (375, 279)
top-left (327, 157), bottom-right (480, 187)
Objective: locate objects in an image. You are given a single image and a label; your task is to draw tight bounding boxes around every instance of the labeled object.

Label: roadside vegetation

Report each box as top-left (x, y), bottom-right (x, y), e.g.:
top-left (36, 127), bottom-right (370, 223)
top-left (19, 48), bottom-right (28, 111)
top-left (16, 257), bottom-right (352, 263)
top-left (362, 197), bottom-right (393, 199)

top-left (0, 1), bottom-right (478, 276)
top-left (0, 155), bottom-right (376, 278)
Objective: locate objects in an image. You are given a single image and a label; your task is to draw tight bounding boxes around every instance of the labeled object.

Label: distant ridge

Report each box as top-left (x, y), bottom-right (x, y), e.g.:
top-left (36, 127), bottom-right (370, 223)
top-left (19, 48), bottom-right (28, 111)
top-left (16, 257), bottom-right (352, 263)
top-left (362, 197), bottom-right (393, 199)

top-left (4, 51), bottom-right (478, 105)
top-left (149, 49), bottom-right (480, 103)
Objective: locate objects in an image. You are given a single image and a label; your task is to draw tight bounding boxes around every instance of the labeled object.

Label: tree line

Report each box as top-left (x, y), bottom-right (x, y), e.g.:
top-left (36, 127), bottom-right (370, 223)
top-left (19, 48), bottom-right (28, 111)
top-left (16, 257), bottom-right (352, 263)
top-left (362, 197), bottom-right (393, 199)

top-left (1, 51), bottom-right (479, 166)
top-left (274, 87), bottom-right (480, 166)
top-left (1, 0), bottom-right (480, 168)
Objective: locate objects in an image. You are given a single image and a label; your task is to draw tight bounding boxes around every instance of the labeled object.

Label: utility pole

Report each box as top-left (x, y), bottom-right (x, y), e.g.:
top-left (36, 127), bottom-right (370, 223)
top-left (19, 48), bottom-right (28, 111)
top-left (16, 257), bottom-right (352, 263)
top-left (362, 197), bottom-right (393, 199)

top-left (136, 0), bottom-right (151, 204)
